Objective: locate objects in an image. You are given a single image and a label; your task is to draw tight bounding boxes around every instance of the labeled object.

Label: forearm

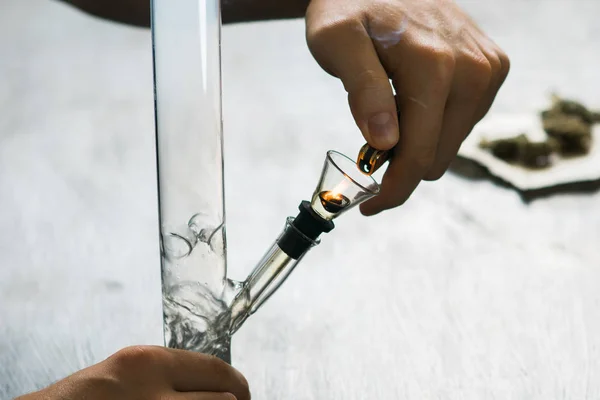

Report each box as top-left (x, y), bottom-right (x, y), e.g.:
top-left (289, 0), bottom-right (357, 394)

top-left (60, 0), bottom-right (310, 27)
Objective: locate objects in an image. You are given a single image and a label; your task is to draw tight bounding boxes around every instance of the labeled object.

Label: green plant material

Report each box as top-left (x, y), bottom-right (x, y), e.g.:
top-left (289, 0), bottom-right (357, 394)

top-left (541, 94), bottom-right (595, 125)
top-left (479, 134), bottom-right (527, 162)
top-left (542, 114), bottom-right (592, 156)
top-left (478, 94), bottom-right (597, 171)
top-left (479, 134), bottom-right (554, 169)
top-left (540, 94), bottom-right (595, 156)
top-left (520, 140), bottom-right (555, 169)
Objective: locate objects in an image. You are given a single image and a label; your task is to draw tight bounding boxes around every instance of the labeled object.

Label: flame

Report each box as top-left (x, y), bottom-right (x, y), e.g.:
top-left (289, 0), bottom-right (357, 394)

top-left (321, 190), bottom-right (345, 203)
top-left (318, 177), bottom-right (352, 214)
top-left (328, 178), bottom-right (350, 199)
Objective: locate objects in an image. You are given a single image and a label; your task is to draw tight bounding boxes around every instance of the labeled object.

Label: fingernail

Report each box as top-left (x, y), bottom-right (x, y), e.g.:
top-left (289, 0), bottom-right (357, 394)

top-left (368, 112), bottom-right (397, 147)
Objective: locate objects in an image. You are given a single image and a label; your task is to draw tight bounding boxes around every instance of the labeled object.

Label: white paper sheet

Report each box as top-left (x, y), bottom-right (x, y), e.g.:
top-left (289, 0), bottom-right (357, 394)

top-left (458, 113), bottom-right (600, 191)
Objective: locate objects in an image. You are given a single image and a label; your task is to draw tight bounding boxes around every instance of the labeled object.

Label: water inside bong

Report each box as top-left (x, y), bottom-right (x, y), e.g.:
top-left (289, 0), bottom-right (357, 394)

top-left (161, 217), bottom-right (243, 361)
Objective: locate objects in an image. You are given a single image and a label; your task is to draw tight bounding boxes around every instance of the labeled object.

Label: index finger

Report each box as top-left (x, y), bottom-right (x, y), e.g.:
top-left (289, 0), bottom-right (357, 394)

top-left (360, 54), bottom-right (453, 214)
top-left (306, 13), bottom-right (399, 149)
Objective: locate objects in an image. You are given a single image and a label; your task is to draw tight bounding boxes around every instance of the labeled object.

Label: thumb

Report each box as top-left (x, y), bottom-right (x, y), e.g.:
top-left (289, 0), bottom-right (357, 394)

top-left (307, 18), bottom-right (399, 150)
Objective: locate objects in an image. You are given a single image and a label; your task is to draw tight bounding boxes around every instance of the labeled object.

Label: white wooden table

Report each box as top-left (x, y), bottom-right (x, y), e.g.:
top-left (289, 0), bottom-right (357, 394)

top-left (2, 0), bottom-right (600, 398)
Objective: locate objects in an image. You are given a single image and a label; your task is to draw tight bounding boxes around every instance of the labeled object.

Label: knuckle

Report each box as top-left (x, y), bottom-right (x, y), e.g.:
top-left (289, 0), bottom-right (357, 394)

top-left (391, 196), bottom-right (408, 209)
top-left (451, 51), bottom-right (492, 102)
top-left (471, 54), bottom-right (493, 77)
top-left (410, 44), bottom-right (455, 89)
top-left (424, 46), bottom-right (456, 79)
top-left (486, 53), bottom-right (502, 75)
top-left (202, 356), bottom-right (251, 399)
top-left (205, 354), bottom-right (233, 378)
top-left (497, 50), bottom-right (511, 78)
top-left (345, 69), bottom-right (391, 93)
top-left (467, 56), bottom-right (493, 93)
top-left (424, 166), bottom-right (447, 181)
top-left (410, 147), bottom-right (438, 171)
top-left (238, 376), bottom-right (251, 400)
top-left (306, 15), bottom-right (361, 47)
top-left (110, 345), bottom-right (163, 371)
top-left (385, 192), bottom-right (410, 209)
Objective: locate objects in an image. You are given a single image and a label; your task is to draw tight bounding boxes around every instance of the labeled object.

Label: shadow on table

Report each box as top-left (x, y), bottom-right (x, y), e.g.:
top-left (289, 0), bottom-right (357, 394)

top-left (449, 156), bottom-right (600, 203)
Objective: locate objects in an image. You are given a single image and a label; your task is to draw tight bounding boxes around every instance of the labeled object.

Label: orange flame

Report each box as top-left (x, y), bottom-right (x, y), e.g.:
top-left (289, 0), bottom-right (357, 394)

top-left (328, 177), bottom-right (350, 199)
top-left (321, 190), bottom-right (345, 203)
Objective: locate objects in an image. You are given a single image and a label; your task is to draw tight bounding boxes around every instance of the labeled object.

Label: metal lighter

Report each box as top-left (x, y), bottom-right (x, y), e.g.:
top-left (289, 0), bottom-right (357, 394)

top-left (356, 143), bottom-right (392, 176)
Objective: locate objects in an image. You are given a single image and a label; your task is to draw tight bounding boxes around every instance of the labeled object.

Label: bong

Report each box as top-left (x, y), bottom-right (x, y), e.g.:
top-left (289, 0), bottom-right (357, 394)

top-left (151, 0), bottom-right (384, 363)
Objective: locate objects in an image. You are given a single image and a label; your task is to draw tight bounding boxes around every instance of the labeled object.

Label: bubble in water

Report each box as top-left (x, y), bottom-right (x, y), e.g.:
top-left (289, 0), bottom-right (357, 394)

top-left (162, 232), bottom-right (197, 259)
top-left (162, 214), bottom-right (232, 361)
top-left (189, 213), bottom-right (223, 243)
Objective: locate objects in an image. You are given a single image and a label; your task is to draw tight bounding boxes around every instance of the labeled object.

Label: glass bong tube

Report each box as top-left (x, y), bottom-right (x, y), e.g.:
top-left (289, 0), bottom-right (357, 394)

top-left (151, 0), bottom-right (384, 363)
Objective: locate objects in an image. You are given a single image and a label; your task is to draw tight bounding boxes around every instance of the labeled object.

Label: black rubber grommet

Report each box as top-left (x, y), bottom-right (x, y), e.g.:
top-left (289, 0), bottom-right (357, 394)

top-left (276, 200), bottom-right (335, 259)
